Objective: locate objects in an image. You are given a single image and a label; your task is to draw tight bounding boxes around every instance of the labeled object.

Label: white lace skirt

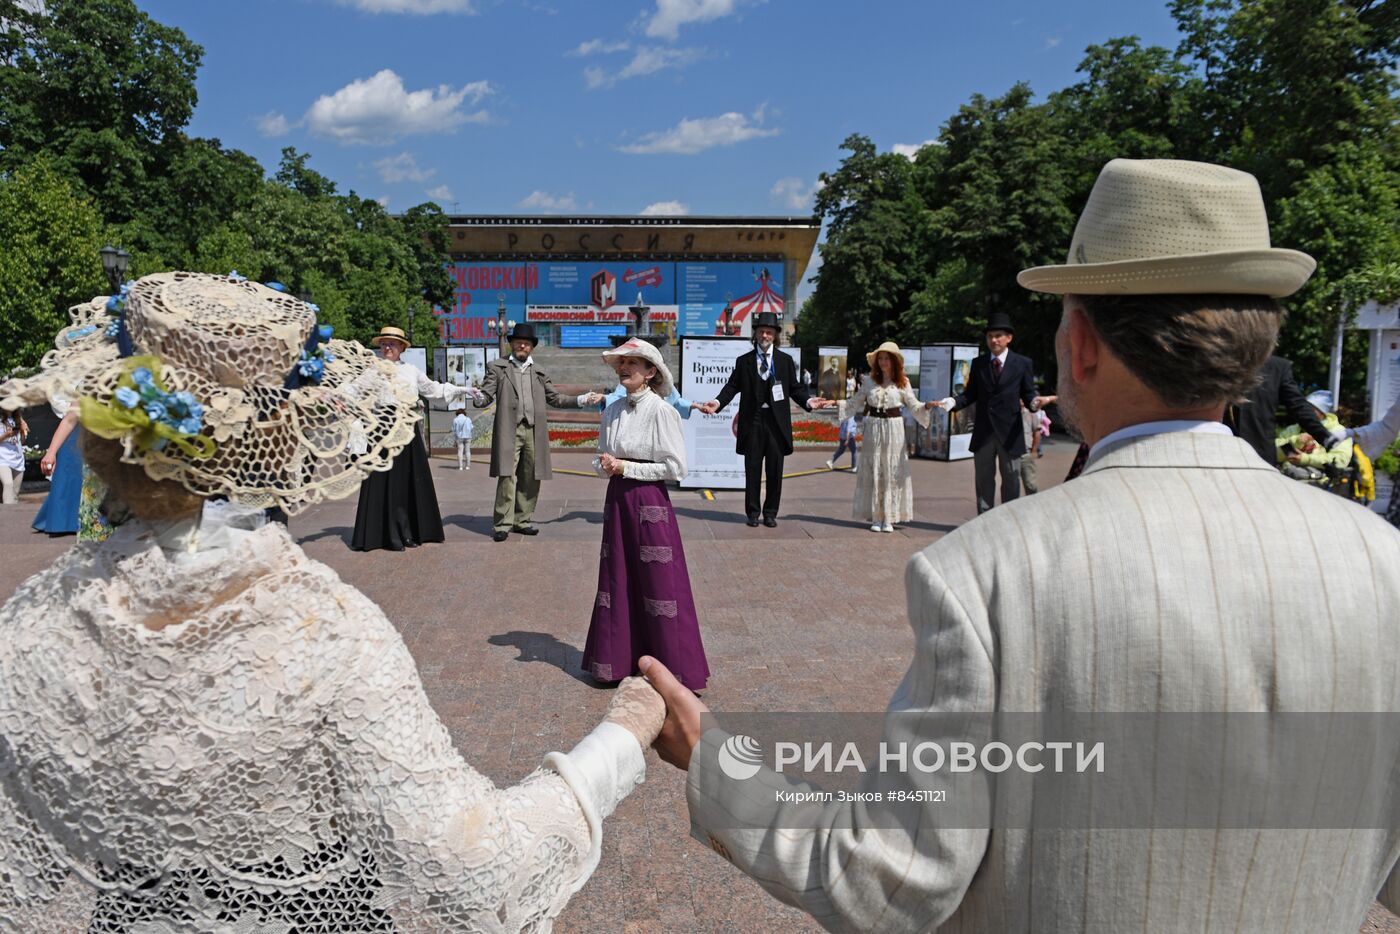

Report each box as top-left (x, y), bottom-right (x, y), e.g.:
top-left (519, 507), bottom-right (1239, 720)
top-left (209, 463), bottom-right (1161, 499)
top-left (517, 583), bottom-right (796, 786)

top-left (851, 417), bottom-right (915, 523)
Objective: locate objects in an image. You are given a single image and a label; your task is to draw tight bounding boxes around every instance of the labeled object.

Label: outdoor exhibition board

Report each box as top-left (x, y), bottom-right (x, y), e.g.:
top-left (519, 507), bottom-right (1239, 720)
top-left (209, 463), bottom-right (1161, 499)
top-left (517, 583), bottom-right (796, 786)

top-left (1349, 301), bottom-right (1399, 516)
top-left (678, 336), bottom-right (799, 489)
top-left (917, 343), bottom-right (978, 460)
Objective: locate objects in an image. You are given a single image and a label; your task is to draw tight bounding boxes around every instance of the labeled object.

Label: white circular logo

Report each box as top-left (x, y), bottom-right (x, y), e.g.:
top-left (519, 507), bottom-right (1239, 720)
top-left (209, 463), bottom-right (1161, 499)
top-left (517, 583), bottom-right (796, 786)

top-left (717, 734), bottom-right (763, 781)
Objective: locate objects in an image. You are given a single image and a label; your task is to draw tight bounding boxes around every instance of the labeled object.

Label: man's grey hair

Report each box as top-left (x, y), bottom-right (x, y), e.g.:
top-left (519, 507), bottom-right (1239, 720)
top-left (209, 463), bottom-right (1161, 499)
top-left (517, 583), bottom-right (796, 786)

top-left (1070, 293), bottom-right (1283, 408)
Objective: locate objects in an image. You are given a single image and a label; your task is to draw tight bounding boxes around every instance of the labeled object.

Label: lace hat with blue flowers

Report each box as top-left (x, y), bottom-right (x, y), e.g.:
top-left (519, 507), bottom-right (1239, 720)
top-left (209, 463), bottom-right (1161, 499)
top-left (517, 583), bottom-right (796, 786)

top-left (0, 271), bottom-right (419, 515)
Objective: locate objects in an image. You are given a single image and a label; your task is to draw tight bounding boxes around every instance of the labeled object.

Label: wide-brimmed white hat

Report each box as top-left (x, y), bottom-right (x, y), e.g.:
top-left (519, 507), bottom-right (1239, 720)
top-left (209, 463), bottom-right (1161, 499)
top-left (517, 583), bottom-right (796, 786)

top-left (1017, 159), bottom-right (1315, 298)
top-left (602, 338), bottom-right (674, 398)
top-left (0, 272), bottom-right (418, 515)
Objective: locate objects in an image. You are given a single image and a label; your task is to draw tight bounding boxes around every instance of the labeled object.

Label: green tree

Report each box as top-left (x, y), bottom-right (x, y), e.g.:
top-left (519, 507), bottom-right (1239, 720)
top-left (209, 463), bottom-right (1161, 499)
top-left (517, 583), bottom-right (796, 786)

top-left (0, 158), bottom-right (107, 374)
top-left (0, 0), bottom-right (202, 221)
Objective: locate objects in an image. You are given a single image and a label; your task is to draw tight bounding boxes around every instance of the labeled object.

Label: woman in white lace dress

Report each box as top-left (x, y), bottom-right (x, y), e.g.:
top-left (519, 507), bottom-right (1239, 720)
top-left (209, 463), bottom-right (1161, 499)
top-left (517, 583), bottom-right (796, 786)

top-left (0, 272), bottom-right (664, 933)
top-left (841, 342), bottom-right (936, 532)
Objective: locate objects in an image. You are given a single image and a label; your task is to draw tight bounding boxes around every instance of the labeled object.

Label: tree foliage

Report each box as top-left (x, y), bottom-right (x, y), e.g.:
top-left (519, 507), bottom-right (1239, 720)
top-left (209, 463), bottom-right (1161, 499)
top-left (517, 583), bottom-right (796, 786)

top-left (802, 0), bottom-right (1399, 405)
top-left (0, 0), bottom-right (450, 372)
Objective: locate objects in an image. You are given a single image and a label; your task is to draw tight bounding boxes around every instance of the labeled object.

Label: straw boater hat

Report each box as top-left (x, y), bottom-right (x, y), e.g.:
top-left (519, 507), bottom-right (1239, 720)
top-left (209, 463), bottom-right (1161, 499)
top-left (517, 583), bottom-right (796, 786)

top-left (370, 326), bottom-right (410, 348)
top-left (0, 272), bottom-right (419, 515)
top-left (602, 338), bottom-right (674, 398)
top-left (1017, 159), bottom-right (1316, 298)
top-left (865, 340), bottom-right (904, 368)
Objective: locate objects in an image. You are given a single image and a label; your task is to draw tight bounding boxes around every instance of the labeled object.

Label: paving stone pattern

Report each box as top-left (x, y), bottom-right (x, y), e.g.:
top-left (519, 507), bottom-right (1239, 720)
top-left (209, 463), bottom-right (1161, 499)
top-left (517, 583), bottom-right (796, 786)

top-left (0, 439), bottom-right (1394, 933)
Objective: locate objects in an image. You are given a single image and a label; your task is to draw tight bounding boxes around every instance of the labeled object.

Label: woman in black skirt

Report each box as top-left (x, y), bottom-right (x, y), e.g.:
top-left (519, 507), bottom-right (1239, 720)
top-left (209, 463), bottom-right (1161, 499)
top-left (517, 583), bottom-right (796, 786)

top-left (352, 326), bottom-right (476, 551)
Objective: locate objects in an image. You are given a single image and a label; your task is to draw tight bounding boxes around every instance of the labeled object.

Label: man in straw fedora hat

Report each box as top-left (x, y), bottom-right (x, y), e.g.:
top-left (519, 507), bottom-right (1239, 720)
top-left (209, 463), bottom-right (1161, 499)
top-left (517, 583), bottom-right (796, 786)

top-left (640, 159), bottom-right (1400, 932)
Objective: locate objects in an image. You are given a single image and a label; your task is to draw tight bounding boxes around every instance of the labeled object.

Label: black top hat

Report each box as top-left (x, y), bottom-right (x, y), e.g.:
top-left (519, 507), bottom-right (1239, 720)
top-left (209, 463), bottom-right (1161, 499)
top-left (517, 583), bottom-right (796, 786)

top-left (505, 322), bottom-right (539, 346)
top-left (985, 311), bottom-right (1015, 334)
top-left (751, 311), bottom-right (781, 334)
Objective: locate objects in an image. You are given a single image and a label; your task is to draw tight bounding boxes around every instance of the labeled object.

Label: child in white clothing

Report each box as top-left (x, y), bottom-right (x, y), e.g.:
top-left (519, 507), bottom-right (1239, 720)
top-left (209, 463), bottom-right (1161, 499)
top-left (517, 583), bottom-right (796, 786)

top-left (451, 406), bottom-right (472, 470)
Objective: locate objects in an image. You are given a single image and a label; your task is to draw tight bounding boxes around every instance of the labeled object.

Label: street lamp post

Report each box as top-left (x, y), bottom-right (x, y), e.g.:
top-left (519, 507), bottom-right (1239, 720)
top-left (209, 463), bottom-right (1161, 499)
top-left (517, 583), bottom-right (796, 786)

top-left (629, 291), bottom-right (650, 337)
top-left (98, 245), bottom-right (131, 292)
top-left (407, 305), bottom-right (416, 345)
top-left (495, 292), bottom-right (508, 357)
top-left (719, 294), bottom-right (739, 336)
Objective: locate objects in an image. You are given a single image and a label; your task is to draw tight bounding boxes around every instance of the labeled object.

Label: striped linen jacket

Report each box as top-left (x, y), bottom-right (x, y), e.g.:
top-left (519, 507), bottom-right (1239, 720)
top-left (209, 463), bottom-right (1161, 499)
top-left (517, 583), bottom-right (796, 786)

top-left (687, 431), bottom-right (1400, 932)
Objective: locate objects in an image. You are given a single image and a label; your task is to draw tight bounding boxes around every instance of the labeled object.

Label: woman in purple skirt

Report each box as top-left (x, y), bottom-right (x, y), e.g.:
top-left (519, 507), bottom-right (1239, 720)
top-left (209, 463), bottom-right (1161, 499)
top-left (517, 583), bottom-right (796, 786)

top-left (582, 339), bottom-right (709, 691)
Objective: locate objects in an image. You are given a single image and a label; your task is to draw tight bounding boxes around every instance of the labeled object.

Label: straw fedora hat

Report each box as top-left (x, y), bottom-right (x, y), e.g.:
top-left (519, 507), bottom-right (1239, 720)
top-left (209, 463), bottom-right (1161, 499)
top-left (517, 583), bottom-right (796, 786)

top-left (1017, 159), bottom-right (1315, 298)
top-left (0, 272), bottom-right (419, 515)
top-left (602, 338), bottom-right (674, 398)
top-left (370, 326), bottom-right (410, 348)
top-left (866, 340), bottom-right (904, 368)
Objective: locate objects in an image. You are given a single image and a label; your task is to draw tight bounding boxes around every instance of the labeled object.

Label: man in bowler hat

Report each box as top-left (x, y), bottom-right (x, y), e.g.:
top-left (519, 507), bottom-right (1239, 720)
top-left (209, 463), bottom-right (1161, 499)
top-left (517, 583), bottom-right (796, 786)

top-left (476, 323), bottom-right (593, 541)
top-left (701, 312), bottom-right (833, 526)
top-left (936, 312), bottom-right (1052, 513)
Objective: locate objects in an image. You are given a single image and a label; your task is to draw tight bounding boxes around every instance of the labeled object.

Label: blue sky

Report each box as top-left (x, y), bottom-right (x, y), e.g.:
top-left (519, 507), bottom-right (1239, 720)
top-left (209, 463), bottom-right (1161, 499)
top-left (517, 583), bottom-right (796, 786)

top-left (141, 0), bottom-right (1184, 296)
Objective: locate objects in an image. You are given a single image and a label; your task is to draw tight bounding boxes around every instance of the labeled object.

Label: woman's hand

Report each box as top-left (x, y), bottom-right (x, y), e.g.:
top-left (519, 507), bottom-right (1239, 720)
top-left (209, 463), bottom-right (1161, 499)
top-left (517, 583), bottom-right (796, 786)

top-left (604, 676), bottom-right (666, 747)
top-left (598, 453), bottom-right (625, 476)
top-left (40, 450), bottom-right (57, 477)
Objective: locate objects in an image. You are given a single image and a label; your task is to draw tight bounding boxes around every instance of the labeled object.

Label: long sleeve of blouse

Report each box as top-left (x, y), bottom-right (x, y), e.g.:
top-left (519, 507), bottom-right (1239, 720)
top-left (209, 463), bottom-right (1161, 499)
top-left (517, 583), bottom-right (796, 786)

top-left (838, 379), bottom-right (930, 428)
top-left (0, 508), bottom-right (645, 932)
top-left (399, 362), bottom-right (469, 405)
top-left (1353, 398), bottom-right (1400, 459)
top-left (594, 390), bottom-right (687, 482)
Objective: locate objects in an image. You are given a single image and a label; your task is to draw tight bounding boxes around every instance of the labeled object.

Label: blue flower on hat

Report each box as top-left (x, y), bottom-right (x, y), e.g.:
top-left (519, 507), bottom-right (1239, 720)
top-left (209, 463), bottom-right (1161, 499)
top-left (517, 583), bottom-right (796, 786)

top-left (228, 270), bottom-right (247, 282)
top-left (131, 367), bottom-right (154, 387)
top-left (114, 386), bottom-right (141, 409)
top-left (264, 281), bottom-right (288, 293)
top-left (144, 400), bottom-right (168, 422)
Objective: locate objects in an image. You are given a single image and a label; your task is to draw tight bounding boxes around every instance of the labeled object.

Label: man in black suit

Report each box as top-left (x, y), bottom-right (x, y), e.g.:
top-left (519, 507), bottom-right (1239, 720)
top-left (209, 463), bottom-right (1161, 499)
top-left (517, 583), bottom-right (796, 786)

top-left (1226, 355), bottom-right (1341, 464)
top-left (703, 312), bottom-right (833, 527)
top-left (937, 312), bottom-right (1049, 513)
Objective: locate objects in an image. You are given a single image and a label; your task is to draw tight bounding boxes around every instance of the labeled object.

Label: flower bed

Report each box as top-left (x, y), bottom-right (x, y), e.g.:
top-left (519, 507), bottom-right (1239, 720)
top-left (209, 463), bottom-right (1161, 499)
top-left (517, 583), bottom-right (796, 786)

top-left (548, 428), bottom-right (599, 447)
top-left (791, 419), bottom-right (841, 445)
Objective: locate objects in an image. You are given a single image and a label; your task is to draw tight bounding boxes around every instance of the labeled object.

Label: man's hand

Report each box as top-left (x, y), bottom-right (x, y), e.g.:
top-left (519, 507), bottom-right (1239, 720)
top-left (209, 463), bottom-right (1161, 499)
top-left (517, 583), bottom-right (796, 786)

top-left (700, 400), bottom-right (721, 415)
top-left (639, 655), bottom-right (708, 770)
top-left (584, 391), bottom-right (605, 406)
top-left (1033, 395), bottom-right (1057, 410)
top-left (809, 398), bottom-right (835, 410)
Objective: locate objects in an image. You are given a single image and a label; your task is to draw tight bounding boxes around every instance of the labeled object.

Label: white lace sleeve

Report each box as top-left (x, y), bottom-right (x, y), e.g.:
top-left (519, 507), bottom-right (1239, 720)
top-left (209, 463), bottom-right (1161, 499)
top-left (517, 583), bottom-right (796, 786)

top-left (621, 405), bottom-right (685, 482)
top-left (837, 378), bottom-right (871, 422)
top-left (325, 614), bottom-right (632, 930)
top-left (901, 385), bottom-right (932, 429)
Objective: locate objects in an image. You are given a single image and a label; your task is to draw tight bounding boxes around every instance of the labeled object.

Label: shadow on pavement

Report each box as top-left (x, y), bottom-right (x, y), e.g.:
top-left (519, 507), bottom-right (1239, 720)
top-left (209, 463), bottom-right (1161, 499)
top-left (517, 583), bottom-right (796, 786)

top-left (441, 514), bottom-right (495, 537)
top-left (487, 631), bottom-right (600, 686)
top-left (295, 526), bottom-right (353, 545)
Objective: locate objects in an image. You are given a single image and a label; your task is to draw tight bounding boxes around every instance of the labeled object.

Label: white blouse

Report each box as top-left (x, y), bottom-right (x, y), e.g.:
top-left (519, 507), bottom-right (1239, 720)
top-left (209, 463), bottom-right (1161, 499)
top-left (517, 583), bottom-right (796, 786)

top-left (594, 388), bottom-right (687, 483)
top-left (840, 377), bottom-right (932, 429)
top-left (0, 501), bottom-right (643, 931)
top-left (393, 359), bottom-right (470, 405)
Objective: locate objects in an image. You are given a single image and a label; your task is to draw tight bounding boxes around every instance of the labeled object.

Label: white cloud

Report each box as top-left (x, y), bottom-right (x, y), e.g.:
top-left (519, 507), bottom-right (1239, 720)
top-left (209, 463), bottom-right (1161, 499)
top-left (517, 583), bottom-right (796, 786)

top-left (519, 190), bottom-right (578, 211)
top-left (256, 111), bottom-right (294, 137)
top-left (1044, 36), bottom-right (1063, 49)
top-left (769, 177), bottom-right (818, 211)
top-left (571, 38), bottom-right (629, 56)
top-left (334, 0), bottom-right (476, 13)
top-left (643, 0), bottom-right (739, 40)
top-left (305, 69), bottom-right (491, 145)
top-left (426, 185), bottom-right (454, 201)
top-left (892, 139), bottom-right (935, 158)
top-left (585, 45), bottom-right (704, 89)
top-left (373, 151), bottom-right (436, 183)
top-left (640, 200), bottom-right (689, 216)
top-left (375, 195), bottom-right (391, 208)
top-left (619, 107), bottom-right (777, 155)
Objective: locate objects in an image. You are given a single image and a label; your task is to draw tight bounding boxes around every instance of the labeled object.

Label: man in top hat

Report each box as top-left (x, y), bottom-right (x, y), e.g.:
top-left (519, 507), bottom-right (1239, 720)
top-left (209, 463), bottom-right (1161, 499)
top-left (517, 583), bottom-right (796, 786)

top-left (935, 312), bottom-right (1051, 513)
top-left (700, 311), bottom-right (833, 527)
top-left (643, 158), bottom-right (1400, 931)
top-left (475, 323), bottom-right (593, 541)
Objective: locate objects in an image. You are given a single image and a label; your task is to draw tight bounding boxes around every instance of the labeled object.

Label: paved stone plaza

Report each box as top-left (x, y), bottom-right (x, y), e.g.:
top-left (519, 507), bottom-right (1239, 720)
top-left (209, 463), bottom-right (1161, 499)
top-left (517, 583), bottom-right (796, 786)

top-left (1, 440), bottom-right (1395, 932)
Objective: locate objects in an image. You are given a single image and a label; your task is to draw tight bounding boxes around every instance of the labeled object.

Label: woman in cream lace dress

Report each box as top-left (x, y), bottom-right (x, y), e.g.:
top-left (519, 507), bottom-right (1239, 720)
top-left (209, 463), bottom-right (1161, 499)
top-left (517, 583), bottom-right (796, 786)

top-left (0, 273), bottom-right (663, 932)
top-left (841, 342), bottom-right (935, 532)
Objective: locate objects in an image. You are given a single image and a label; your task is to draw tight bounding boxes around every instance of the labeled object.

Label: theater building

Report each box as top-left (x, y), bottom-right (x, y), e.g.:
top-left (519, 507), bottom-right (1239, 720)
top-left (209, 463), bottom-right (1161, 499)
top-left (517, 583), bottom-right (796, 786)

top-left (432, 215), bottom-right (821, 347)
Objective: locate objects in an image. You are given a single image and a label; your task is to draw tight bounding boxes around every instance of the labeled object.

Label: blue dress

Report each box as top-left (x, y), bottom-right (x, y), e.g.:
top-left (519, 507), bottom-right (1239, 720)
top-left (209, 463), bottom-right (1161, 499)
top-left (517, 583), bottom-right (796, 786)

top-left (32, 429), bottom-right (81, 535)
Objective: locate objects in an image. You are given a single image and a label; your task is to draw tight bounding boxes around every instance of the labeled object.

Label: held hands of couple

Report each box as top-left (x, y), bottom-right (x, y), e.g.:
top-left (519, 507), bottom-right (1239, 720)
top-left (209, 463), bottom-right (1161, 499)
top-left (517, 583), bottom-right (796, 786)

top-left (638, 656), bottom-right (708, 771)
top-left (603, 676), bottom-right (666, 748)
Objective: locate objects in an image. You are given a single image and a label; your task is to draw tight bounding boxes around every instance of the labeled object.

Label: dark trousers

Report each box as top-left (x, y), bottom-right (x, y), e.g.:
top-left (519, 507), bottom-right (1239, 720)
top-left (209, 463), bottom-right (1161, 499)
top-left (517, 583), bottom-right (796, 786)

top-left (973, 438), bottom-right (1020, 514)
top-left (744, 408), bottom-right (786, 519)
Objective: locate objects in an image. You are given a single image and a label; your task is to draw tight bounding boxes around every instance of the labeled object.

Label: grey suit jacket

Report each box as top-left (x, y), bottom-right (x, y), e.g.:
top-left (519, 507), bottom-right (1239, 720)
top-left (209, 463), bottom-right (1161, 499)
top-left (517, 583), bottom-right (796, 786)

top-left (688, 431), bottom-right (1400, 932)
top-left (475, 357), bottom-right (581, 481)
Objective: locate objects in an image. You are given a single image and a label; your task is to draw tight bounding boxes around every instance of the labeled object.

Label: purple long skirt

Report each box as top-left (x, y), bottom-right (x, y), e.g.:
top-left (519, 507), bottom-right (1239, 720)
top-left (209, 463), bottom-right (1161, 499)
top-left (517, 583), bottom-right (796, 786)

top-left (582, 477), bottom-right (710, 690)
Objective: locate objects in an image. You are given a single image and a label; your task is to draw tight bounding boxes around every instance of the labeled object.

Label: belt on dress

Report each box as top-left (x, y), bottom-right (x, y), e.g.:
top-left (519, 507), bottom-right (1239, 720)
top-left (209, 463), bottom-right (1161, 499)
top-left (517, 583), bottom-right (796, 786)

top-left (864, 406), bottom-right (903, 418)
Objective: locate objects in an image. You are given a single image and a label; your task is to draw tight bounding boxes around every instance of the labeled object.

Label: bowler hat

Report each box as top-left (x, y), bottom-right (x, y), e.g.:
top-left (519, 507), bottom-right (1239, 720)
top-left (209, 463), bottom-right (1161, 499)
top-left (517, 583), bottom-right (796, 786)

top-left (505, 322), bottom-right (539, 346)
top-left (985, 312), bottom-right (1015, 334)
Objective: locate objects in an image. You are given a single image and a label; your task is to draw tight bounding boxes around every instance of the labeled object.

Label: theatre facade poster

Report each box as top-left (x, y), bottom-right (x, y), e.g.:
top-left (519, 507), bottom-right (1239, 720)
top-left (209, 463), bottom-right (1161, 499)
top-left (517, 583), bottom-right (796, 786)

top-left (428, 216), bottom-right (819, 345)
